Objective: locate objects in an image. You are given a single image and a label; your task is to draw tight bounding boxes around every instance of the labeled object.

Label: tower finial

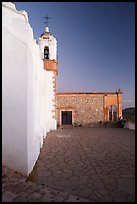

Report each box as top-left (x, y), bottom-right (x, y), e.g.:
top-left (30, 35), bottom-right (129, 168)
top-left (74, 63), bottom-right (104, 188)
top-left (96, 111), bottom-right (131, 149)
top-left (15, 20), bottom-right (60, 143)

top-left (44, 14), bottom-right (51, 28)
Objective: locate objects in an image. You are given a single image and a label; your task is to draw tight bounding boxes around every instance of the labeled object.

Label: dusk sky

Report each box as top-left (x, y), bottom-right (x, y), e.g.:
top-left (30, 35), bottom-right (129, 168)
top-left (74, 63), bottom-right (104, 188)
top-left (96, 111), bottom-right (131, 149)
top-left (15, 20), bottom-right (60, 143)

top-left (14, 2), bottom-right (135, 109)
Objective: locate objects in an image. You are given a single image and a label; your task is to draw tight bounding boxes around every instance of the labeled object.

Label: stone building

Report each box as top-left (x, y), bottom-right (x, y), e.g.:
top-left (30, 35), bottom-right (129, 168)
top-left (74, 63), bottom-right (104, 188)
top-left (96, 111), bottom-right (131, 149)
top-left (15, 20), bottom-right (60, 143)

top-left (56, 90), bottom-right (123, 127)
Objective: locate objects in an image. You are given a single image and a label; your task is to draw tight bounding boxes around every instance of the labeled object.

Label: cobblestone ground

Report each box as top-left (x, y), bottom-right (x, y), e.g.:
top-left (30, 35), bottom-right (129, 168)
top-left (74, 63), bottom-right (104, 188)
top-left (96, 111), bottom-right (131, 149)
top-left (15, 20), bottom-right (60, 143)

top-left (2, 127), bottom-right (135, 202)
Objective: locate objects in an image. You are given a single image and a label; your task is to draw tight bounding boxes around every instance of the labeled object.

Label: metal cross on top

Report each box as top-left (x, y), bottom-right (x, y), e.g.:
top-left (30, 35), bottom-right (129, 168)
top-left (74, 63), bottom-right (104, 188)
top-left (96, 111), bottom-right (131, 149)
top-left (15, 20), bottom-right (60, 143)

top-left (44, 15), bottom-right (51, 27)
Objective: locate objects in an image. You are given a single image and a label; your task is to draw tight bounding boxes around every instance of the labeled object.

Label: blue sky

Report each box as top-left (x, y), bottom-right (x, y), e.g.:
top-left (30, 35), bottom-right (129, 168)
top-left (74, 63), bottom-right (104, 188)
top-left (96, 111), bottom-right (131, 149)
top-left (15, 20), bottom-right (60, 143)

top-left (14, 2), bottom-right (135, 109)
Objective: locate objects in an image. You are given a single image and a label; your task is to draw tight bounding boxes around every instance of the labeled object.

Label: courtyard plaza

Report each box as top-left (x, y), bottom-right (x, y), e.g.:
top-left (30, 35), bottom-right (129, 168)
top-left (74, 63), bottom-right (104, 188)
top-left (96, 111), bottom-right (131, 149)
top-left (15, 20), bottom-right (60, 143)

top-left (2, 126), bottom-right (135, 202)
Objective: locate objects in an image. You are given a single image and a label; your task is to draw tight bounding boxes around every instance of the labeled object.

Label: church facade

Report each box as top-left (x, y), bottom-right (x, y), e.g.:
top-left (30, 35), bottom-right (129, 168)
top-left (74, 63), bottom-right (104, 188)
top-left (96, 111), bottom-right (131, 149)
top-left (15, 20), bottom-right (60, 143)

top-left (37, 27), bottom-right (123, 127)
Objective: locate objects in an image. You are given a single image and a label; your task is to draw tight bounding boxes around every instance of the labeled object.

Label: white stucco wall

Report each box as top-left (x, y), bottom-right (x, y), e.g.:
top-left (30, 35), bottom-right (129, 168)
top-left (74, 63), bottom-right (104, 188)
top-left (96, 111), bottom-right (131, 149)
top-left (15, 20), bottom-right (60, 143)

top-left (2, 2), bottom-right (56, 175)
top-left (38, 26), bottom-right (57, 131)
top-left (44, 71), bottom-right (57, 132)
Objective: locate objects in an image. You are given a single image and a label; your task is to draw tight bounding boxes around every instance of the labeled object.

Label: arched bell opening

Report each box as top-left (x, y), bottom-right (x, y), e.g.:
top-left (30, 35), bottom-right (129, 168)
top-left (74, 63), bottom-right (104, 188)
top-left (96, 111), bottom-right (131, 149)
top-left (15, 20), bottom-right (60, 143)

top-left (44, 46), bottom-right (49, 59)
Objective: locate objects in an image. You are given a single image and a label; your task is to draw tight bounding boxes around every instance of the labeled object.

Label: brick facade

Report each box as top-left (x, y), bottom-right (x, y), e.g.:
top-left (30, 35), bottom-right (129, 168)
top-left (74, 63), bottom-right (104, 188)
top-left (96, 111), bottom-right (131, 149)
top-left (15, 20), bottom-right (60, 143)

top-left (43, 59), bottom-right (58, 75)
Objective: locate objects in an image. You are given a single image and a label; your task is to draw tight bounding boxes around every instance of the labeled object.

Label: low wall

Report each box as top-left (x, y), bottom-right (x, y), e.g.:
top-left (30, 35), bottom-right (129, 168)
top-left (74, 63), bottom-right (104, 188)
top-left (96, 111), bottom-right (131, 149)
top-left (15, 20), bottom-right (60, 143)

top-left (125, 122), bottom-right (135, 130)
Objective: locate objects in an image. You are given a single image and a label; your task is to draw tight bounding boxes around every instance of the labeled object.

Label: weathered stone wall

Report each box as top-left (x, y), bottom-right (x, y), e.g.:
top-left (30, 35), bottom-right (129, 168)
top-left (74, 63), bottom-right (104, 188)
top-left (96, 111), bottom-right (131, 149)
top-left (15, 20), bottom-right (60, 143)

top-left (56, 93), bottom-right (104, 126)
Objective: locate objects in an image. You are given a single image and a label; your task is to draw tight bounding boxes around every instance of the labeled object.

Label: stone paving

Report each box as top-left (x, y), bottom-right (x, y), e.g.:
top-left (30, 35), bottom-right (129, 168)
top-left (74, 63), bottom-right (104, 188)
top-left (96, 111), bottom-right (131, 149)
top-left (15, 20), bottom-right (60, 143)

top-left (2, 127), bottom-right (135, 202)
top-left (2, 165), bottom-right (89, 202)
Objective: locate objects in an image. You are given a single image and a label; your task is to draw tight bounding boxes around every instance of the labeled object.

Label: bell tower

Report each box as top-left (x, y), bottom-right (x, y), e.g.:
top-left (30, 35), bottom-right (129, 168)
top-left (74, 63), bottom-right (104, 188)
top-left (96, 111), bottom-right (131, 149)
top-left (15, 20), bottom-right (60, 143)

top-left (37, 18), bottom-right (58, 129)
top-left (38, 23), bottom-right (58, 74)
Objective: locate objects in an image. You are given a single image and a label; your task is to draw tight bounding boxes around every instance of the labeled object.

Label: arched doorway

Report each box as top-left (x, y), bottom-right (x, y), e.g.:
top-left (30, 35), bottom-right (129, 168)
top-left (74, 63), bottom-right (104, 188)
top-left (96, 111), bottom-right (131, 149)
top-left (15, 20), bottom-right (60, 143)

top-left (108, 106), bottom-right (112, 121)
top-left (113, 105), bottom-right (117, 121)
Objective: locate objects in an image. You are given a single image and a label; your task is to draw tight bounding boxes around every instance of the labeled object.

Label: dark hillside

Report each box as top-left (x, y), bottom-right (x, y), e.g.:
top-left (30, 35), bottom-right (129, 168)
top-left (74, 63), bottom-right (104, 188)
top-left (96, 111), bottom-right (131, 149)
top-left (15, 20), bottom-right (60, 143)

top-left (122, 107), bottom-right (135, 122)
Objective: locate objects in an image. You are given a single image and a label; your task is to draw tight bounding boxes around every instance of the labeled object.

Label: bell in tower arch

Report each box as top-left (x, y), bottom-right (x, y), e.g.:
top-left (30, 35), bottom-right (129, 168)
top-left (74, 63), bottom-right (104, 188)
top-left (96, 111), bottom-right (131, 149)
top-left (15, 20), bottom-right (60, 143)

top-left (44, 46), bottom-right (49, 59)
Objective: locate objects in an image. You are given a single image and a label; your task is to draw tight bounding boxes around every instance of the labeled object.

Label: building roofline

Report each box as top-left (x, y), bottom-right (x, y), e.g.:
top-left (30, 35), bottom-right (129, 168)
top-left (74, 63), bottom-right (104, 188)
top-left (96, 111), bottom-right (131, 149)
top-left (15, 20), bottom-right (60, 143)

top-left (57, 91), bottom-right (122, 95)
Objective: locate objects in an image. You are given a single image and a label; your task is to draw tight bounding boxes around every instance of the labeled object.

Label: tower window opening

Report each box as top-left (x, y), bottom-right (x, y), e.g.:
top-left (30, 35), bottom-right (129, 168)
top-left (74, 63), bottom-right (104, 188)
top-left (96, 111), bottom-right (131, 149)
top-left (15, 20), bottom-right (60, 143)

top-left (44, 46), bottom-right (49, 59)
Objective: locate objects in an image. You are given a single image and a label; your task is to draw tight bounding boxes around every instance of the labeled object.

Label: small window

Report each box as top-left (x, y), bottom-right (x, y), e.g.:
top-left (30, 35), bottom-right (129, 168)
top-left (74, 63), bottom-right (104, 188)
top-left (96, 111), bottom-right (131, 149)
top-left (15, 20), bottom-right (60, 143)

top-left (44, 46), bottom-right (49, 59)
